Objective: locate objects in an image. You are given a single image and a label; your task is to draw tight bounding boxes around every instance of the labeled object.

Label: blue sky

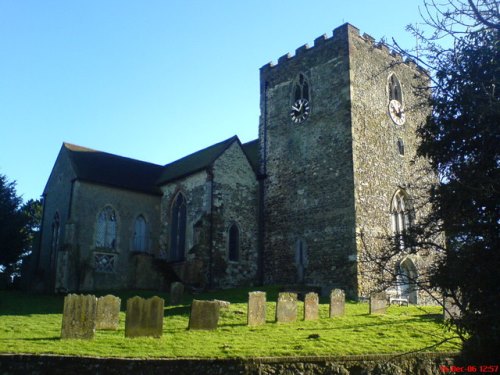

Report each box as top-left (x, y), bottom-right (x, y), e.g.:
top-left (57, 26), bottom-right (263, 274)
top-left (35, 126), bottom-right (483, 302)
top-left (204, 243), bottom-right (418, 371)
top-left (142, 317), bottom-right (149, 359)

top-left (0, 0), bottom-right (428, 202)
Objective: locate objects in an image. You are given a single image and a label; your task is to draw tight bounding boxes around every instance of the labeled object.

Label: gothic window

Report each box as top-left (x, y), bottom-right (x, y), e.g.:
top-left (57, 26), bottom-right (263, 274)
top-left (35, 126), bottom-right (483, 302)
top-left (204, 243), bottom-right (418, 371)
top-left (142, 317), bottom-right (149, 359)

top-left (170, 192), bottom-right (187, 262)
top-left (388, 73), bottom-right (403, 103)
top-left (391, 190), bottom-right (413, 249)
top-left (228, 223), bottom-right (240, 262)
top-left (133, 215), bottom-right (148, 252)
top-left (294, 239), bottom-right (308, 283)
top-left (293, 73), bottom-right (309, 102)
top-left (397, 138), bottom-right (405, 156)
top-left (96, 206), bottom-right (117, 249)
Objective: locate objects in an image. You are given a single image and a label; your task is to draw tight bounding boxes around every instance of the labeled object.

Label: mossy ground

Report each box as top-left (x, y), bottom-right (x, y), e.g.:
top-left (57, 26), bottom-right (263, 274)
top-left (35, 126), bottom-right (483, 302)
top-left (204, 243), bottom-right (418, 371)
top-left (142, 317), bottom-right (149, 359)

top-left (0, 287), bottom-right (461, 358)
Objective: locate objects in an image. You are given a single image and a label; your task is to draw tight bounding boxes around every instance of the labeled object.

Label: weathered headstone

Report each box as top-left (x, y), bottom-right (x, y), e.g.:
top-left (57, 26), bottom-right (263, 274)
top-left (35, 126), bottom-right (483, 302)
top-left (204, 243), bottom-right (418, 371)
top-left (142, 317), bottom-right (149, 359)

top-left (96, 295), bottom-right (121, 330)
top-left (276, 292), bottom-right (297, 323)
top-left (369, 292), bottom-right (387, 314)
top-left (188, 300), bottom-right (220, 330)
top-left (61, 294), bottom-right (97, 339)
top-left (247, 291), bottom-right (266, 326)
top-left (304, 292), bottom-right (319, 320)
top-left (443, 296), bottom-right (461, 320)
top-left (125, 296), bottom-right (164, 338)
top-left (169, 282), bottom-right (184, 305)
top-left (329, 289), bottom-right (345, 317)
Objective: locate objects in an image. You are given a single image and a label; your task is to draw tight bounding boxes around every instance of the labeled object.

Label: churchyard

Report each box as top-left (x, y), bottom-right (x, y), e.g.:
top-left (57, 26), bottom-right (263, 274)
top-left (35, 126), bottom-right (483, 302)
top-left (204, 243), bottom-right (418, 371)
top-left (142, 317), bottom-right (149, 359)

top-left (0, 286), bottom-right (460, 358)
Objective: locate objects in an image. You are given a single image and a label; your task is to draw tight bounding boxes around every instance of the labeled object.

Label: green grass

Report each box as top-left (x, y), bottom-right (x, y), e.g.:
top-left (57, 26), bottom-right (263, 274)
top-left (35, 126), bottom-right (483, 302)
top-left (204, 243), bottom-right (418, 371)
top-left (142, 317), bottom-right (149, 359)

top-left (0, 287), bottom-right (461, 358)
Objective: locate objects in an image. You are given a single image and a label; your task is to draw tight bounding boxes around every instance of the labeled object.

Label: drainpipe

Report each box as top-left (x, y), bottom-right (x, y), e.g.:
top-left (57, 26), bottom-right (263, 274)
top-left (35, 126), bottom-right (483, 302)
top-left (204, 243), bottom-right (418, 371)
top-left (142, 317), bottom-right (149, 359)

top-left (257, 81), bottom-right (269, 285)
top-left (207, 167), bottom-right (214, 289)
top-left (35, 193), bottom-right (47, 278)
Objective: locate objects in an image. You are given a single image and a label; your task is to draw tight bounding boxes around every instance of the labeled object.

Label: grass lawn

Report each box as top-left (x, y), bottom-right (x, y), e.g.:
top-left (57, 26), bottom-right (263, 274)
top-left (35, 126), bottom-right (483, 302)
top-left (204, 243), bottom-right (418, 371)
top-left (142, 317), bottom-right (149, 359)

top-left (0, 287), bottom-right (461, 359)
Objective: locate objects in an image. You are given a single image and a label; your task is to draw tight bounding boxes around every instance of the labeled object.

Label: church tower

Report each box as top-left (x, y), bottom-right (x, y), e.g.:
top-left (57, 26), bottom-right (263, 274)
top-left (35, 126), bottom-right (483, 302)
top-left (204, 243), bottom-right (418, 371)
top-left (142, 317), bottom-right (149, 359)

top-left (259, 23), bottom-right (432, 300)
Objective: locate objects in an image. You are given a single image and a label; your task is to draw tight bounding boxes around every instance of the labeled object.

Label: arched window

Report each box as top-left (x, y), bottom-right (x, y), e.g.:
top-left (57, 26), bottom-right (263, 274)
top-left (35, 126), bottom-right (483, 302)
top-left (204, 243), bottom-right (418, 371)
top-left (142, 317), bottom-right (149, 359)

top-left (391, 190), bottom-right (412, 249)
top-left (293, 73), bottom-right (309, 102)
top-left (388, 73), bottom-right (403, 103)
top-left (294, 239), bottom-right (308, 283)
top-left (96, 206), bottom-right (117, 249)
top-left (170, 193), bottom-right (186, 262)
top-left (228, 223), bottom-right (240, 262)
top-left (133, 215), bottom-right (148, 252)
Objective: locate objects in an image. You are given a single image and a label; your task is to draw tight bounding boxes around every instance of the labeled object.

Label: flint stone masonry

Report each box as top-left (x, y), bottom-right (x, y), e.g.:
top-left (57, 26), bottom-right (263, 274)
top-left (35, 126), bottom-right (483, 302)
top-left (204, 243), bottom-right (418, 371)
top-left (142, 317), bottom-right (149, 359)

top-left (329, 289), bottom-right (345, 317)
top-left (125, 296), bottom-right (164, 338)
top-left (169, 282), bottom-right (184, 305)
top-left (304, 292), bottom-right (319, 320)
top-left (276, 293), bottom-right (297, 323)
top-left (0, 352), bottom-right (460, 375)
top-left (96, 295), bottom-right (121, 330)
top-left (247, 291), bottom-right (266, 326)
top-left (188, 300), bottom-right (220, 330)
top-left (61, 294), bottom-right (97, 340)
top-left (369, 292), bottom-right (387, 315)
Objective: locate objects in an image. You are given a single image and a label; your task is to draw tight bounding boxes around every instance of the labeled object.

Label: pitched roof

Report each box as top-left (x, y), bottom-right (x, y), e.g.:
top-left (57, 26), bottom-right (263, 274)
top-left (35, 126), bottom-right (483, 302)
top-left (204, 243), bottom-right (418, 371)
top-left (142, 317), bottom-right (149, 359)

top-left (63, 143), bottom-right (164, 195)
top-left (156, 136), bottom-right (238, 185)
top-left (242, 139), bottom-right (259, 173)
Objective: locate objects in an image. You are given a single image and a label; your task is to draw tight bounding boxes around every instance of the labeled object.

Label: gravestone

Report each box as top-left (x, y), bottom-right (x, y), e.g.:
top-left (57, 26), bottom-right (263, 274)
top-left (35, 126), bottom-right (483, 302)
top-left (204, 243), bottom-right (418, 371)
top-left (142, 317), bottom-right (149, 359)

top-left (188, 300), bottom-right (220, 330)
top-left (276, 292), bottom-right (297, 323)
top-left (61, 294), bottom-right (97, 339)
top-left (304, 292), bottom-right (319, 320)
top-left (329, 289), bottom-right (345, 317)
top-left (169, 282), bottom-right (184, 305)
top-left (247, 291), bottom-right (266, 326)
top-left (125, 296), bottom-right (164, 338)
top-left (443, 296), bottom-right (461, 320)
top-left (369, 292), bottom-right (387, 314)
top-left (96, 295), bottom-right (121, 330)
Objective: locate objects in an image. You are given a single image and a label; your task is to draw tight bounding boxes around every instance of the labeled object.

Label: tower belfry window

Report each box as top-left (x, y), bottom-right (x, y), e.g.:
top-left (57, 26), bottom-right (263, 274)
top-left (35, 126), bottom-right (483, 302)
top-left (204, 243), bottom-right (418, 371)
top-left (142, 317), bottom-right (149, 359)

top-left (388, 74), bottom-right (403, 103)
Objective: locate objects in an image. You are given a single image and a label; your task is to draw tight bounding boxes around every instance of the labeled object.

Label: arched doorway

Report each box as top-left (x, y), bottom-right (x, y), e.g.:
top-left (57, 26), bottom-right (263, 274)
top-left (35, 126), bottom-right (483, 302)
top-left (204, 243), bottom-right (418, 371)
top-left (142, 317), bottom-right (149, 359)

top-left (397, 258), bottom-right (418, 304)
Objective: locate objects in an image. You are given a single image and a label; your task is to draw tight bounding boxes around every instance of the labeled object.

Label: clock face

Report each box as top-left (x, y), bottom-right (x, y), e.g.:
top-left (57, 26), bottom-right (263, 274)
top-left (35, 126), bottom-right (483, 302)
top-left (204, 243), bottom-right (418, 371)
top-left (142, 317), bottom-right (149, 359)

top-left (290, 98), bottom-right (310, 123)
top-left (388, 99), bottom-right (406, 125)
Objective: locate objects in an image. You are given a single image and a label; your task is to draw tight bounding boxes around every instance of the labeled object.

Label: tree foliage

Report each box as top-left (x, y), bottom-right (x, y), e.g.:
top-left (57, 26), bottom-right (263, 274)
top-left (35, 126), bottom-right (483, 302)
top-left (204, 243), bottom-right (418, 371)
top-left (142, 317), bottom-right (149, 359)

top-left (0, 174), bottom-right (42, 280)
top-left (390, 0), bottom-right (499, 363)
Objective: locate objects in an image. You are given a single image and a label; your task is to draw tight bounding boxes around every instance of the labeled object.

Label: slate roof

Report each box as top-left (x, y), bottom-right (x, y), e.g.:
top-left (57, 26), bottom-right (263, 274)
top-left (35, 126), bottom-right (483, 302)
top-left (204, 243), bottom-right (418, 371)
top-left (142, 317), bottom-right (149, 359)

top-left (63, 143), bottom-right (164, 195)
top-left (157, 136), bottom-right (237, 185)
top-left (241, 139), bottom-right (259, 173)
top-left (56, 136), bottom-right (259, 194)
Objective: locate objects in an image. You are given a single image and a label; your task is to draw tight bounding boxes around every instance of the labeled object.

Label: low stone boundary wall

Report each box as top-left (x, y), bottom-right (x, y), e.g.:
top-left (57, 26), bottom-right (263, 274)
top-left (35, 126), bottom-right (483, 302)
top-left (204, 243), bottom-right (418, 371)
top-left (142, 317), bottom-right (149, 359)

top-left (0, 352), bottom-right (458, 374)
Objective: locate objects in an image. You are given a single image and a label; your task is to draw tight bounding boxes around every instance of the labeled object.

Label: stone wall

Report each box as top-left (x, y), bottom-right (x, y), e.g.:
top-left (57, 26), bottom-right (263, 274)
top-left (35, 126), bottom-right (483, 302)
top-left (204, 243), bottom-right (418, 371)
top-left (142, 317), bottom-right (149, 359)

top-left (347, 26), bottom-right (438, 299)
top-left (260, 24), bottom-right (358, 296)
top-left (37, 146), bottom-right (77, 291)
top-left (211, 141), bottom-right (258, 288)
top-left (159, 142), bottom-right (258, 289)
top-left (0, 352), bottom-right (458, 375)
top-left (66, 181), bottom-right (162, 291)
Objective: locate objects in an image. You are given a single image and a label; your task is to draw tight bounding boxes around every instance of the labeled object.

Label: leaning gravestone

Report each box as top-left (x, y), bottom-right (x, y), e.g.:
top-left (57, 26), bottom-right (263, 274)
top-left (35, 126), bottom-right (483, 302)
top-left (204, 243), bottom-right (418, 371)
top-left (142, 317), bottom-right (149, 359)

top-left (329, 289), bottom-right (345, 317)
top-left (247, 291), bottom-right (266, 326)
top-left (276, 292), bottom-right (297, 323)
top-left (443, 296), bottom-right (461, 320)
top-left (369, 292), bottom-right (387, 314)
top-left (304, 292), bottom-right (319, 321)
top-left (188, 300), bottom-right (220, 330)
top-left (169, 282), bottom-right (184, 305)
top-left (125, 296), bottom-right (164, 338)
top-left (96, 295), bottom-right (121, 330)
top-left (61, 294), bottom-right (97, 339)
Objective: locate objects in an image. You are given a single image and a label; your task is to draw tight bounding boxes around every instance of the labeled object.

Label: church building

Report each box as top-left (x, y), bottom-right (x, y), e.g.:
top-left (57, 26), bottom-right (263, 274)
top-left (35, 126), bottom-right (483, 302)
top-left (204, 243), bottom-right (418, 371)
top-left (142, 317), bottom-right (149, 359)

top-left (34, 24), bottom-right (435, 303)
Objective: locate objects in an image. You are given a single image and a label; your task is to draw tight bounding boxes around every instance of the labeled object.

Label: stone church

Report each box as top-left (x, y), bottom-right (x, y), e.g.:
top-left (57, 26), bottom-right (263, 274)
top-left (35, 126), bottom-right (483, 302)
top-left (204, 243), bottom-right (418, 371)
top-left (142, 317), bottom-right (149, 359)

top-left (34, 23), bottom-right (435, 303)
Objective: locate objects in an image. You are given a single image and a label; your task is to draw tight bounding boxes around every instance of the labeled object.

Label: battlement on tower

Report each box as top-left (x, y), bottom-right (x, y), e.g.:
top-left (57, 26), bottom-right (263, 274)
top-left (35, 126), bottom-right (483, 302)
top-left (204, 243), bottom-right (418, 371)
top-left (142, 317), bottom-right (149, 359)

top-left (260, 23), bottom-right (424, 74)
